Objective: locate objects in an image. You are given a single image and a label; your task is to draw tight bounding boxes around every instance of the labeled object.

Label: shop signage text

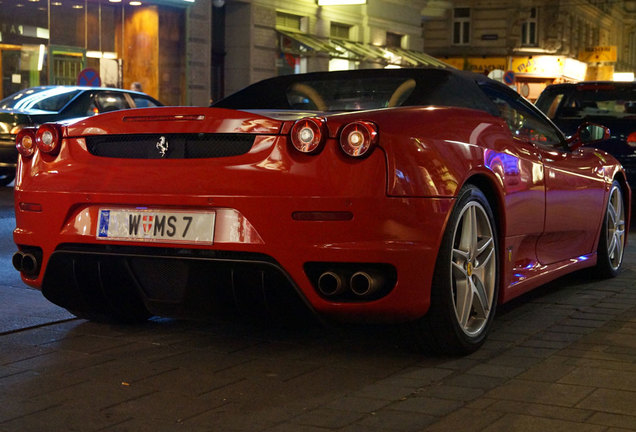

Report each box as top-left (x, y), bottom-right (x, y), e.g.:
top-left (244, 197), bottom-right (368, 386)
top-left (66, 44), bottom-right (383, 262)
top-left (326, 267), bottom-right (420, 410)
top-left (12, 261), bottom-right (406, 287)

top-left (578, 46), bottom-right (617, 63)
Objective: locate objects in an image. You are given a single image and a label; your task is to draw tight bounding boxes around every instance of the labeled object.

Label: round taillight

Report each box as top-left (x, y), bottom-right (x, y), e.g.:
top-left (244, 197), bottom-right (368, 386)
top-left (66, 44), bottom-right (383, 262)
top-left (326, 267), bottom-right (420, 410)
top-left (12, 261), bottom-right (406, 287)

top-left (290, 117), bottom-right (325, 154)
top-left (36, 124), bottom-right (62, 155)
top-left (339, 121), bottom-right (378, 157)
top-left (16, 128), bottom-right (37, 158)
top-left (627, 132), bottom-right (636, 148)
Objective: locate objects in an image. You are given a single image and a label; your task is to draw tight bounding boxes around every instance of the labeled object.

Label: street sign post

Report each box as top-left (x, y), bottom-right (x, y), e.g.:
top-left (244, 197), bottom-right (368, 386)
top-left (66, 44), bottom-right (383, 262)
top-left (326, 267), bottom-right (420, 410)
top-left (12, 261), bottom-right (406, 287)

top-left (77, 68), bottom-right (101, 87)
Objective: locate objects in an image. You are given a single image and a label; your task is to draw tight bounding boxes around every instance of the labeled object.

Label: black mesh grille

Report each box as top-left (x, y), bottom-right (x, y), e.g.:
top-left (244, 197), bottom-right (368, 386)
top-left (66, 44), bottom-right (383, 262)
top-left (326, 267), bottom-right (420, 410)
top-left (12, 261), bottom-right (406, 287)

top-left (43, 245), bottom-right (316, 323)
top-left (84, 133), bottom-right (255, 159)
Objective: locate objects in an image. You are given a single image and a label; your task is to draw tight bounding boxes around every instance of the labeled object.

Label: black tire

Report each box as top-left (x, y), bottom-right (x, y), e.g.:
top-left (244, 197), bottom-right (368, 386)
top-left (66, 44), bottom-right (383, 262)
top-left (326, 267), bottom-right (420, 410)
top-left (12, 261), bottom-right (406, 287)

top-left (412, 185), bottom-right (499, 355)
top-left (595, 180), bottom-right (626, 279)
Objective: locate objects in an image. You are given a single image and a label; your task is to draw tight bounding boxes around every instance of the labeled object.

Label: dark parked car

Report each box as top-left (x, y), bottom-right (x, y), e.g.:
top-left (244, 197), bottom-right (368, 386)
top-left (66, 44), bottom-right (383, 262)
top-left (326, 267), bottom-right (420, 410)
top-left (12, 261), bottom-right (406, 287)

top-left (535, 81), bottom-right (636, 189)
top-left (0, 86), bottom-right (162, 186)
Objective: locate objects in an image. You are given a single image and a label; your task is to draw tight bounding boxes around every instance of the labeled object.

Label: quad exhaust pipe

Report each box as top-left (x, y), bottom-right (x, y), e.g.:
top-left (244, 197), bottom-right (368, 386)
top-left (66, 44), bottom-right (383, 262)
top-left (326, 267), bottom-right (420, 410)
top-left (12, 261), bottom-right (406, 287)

top-left (317, 268), bottom-right (386, 299)
top-left (12, 251), bottom-right (41, 277)
top-left (317, 271), bottom-right (345, 296)
top-left (350, 271), bottom-right (384, 297)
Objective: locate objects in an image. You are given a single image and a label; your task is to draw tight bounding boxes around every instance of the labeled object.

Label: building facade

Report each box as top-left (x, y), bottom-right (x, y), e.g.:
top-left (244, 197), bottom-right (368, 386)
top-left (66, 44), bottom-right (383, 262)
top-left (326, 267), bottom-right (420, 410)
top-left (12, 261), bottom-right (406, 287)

top-left (2, 0), bottom-right (634, 107)
top-left (0, 0), bottom-right (443, 105)
top-left (217, 0), bottom-right (445, 97)
top-left (0, 0), bottom-right (205, 106)
top-left (421, 0), bottom-right (636, 100)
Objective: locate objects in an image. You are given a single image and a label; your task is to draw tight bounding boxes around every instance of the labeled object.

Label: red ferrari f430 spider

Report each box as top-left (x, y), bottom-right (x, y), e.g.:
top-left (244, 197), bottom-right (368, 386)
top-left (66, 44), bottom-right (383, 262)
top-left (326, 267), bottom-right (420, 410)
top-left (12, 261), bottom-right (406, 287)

top-left (13, 68), bottom-right (630, 354)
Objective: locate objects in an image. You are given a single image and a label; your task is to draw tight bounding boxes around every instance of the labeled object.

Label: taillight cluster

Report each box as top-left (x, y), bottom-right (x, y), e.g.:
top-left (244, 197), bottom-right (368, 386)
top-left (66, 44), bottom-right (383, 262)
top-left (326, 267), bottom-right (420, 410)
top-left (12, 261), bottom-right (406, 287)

top-left (290, 117), bottom-right (326, 154)
top-left (16, 124), bottom-right (63, 158)
top-left (290, 117), bottom-right (378, 158)
top-left (628, 132), bottom-right (636, 148)
top-left (15, 128), bottom-right (36, 158)
top-left (339, 121), bottom-right (378, 157)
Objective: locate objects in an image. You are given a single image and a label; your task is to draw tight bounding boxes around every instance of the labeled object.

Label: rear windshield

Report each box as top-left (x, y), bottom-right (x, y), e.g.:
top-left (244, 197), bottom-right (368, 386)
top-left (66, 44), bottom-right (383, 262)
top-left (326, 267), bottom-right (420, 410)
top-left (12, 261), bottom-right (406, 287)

top-left (285, 77), bottom-right (415, 111)
top-left (537, 84), bottom-right (636, 120)
top-left (213, 69), bottom-right (496, 115)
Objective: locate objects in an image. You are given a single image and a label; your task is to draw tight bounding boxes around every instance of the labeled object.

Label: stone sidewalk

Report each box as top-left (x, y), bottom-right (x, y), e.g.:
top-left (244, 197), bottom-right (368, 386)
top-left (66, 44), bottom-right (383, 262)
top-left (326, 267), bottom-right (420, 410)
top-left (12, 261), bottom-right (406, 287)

top-left (0, 252), bottom-right (634, 431)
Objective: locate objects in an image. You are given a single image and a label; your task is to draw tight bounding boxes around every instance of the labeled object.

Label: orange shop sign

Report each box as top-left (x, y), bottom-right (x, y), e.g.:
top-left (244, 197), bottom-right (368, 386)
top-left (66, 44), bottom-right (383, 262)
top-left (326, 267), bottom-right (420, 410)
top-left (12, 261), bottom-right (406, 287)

top-left (511, 56), bottom-right (565, 76)
top-left (578, 46), bottom-right (617, 63)
top-left (438, 57), bottom-right (507, 73)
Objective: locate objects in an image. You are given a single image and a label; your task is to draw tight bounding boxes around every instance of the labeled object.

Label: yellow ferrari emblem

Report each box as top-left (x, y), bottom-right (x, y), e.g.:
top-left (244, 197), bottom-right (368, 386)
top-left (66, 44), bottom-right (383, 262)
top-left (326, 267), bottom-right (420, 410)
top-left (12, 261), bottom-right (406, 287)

top-left (594, 152), bottom-right (606, 163)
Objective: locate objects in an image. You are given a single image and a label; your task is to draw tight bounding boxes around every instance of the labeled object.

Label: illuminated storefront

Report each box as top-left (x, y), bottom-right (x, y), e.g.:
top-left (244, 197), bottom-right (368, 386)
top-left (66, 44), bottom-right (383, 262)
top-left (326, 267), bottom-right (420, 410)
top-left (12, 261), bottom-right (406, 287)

top-left (510, 55), bottom-right (587, 100)
top-left (439, 55), bottom-right (588, 101)
top-left (579, 45), bottom-right (618, 81)
top-left (0, 0), bottom-right (194, 105)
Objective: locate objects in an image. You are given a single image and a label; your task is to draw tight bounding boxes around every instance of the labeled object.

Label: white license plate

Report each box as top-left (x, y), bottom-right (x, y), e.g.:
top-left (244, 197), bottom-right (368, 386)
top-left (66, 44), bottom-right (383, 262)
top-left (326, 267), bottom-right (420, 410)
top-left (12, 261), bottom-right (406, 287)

top-left (97, 208), bottom-right (215, 244)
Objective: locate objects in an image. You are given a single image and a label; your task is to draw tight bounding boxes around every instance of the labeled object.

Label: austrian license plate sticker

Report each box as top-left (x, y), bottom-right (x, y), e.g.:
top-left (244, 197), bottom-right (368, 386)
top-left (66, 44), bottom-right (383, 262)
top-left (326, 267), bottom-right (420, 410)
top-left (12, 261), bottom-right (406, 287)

top-left (97, 208), bottom-right (215, 244)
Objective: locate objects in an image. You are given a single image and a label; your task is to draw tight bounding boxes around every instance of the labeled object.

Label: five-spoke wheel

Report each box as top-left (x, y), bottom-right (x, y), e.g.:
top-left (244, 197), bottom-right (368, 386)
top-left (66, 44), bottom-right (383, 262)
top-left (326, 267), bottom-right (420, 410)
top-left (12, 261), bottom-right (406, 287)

top-left (596, 180), bottom-right (626, 278)
top-left (414, 184), bottom-right (499, 355)
top-left (450, 200), bottom-right (497, 338)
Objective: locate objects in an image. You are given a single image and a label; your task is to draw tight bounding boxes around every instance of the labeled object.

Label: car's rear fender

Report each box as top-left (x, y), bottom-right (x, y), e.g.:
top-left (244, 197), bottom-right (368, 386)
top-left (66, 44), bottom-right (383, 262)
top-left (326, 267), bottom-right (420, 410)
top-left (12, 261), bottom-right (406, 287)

top-left (325, 106), bottom-right (511, 198)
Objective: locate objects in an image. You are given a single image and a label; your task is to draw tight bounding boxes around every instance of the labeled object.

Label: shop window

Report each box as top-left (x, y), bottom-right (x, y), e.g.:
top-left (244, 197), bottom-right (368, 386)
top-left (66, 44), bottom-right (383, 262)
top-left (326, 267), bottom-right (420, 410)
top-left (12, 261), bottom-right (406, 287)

top-left (85, 3), bottom-right (120, 54)
top-left (0, 2), bottom-right (49, 98)
top-left (331, 22), bottom-right (352, 40)
top-left (49, 1), bottom-right (86, 47)
top-left (329, 23), bottom-right (357, 71)
top-left (0, 1), bottom-right (186, 104)
top-left (50, 49), bottom-right (85, 86)
top-left (0, 45), bottom-right (48, 99)
top-left (276, 12), bottom-right (305, 32)
top-left (386, 32), bottom-right (404, 48)
top-left (276, 12), bottom-right (309, 76)
top-left (521, 8), bottom-right (538, 46)
top-left (278, 53), bottom-right (307, 76)
top-left (328, 58), bottom-right (356, 71)
top-left (452, 8), bottom-right (470, 45)
top-left (158, 8), bottom-right (186, 106)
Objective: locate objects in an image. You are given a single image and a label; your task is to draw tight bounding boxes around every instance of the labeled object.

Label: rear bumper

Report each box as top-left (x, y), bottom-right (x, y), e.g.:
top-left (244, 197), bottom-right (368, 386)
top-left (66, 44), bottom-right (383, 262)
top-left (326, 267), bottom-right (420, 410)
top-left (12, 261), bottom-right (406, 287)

top-left (42, 246), bottom-right (313, 322)
top-left (14, 190), bottom-right (453, 322)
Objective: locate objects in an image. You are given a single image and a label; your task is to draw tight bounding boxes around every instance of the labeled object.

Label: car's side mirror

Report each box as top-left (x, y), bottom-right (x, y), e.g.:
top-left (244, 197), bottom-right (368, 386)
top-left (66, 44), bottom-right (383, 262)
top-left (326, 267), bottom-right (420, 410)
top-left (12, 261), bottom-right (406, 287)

top-left (566, 122), bottom-right (610, 151)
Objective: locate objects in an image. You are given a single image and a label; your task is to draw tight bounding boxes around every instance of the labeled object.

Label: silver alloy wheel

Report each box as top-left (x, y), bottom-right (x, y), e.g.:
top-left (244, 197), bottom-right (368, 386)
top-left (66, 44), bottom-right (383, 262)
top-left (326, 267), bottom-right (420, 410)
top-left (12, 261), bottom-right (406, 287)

top-left (450, 201), bottom-right (496, 337)
top-left (606, 184), bottom-right (626, 271)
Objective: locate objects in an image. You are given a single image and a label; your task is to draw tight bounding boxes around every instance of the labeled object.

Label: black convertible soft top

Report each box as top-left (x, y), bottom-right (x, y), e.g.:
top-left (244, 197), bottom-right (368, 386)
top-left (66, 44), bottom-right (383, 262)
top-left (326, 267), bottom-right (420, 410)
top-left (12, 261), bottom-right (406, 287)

top-left (213, 67), bottom-right (501, 117)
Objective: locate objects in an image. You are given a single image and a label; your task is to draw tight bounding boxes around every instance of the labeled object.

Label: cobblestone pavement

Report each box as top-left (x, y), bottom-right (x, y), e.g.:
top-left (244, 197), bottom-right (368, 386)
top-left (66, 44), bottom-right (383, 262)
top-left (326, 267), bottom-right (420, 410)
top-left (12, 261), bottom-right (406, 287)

top-left (1, 238), bottom-right (635, 430)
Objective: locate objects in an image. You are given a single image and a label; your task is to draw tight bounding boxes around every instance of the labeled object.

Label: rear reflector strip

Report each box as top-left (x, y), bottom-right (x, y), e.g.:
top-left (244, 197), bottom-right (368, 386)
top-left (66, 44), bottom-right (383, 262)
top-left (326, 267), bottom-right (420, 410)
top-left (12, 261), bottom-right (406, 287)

top-left (292, 211), bottom-right (353, 221)
top-left (19, 202), bottom-right (43, 212)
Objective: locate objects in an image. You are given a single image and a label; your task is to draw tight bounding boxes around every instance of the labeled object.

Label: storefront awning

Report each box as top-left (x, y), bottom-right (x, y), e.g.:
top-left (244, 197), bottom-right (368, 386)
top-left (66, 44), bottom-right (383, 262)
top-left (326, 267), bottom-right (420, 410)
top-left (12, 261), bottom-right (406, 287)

top-left (278, 30), bottom-right (447, 68)
top-left (329, 39), bottom-right (387, 62)
top-left (278, 30), bottom-right (339, 56)
top-left (384, 47), bottom-right (450, 68)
